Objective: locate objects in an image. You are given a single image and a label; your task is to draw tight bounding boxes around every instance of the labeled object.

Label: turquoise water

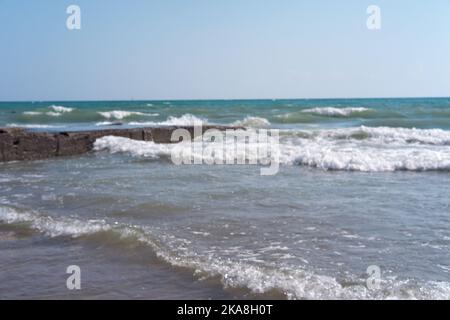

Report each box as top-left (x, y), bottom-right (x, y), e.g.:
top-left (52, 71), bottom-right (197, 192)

top-left (0, 98), bottom-right (449, 299)
top-left (1, 98), bottom-right (450, 130)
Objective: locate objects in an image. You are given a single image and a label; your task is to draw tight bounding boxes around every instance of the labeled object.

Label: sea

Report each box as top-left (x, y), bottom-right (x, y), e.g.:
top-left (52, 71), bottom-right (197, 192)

top-left (0, 98), bottom-right (449, 299)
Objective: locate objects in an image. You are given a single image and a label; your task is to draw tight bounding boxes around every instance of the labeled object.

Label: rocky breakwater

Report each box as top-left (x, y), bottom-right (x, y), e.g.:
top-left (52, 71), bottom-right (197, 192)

top-left (0, 125), bottom-right (238, 162)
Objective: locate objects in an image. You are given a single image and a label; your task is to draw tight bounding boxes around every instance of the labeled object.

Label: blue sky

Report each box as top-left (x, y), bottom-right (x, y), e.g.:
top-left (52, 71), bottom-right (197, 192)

top-left (0, 0), bottom-right (449, 101)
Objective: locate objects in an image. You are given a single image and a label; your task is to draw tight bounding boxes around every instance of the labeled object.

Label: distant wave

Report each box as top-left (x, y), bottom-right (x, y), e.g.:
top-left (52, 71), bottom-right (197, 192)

top-left (94, 126), bottom-right (450, 172)
top-left (159, 114), bottom-right (205, 126)
top-left (6, 123), bottom-right (63, 129)
top-left (1, 205), bottom-right (449, 300)
top-left (130, 114), bottom-right (269, 127)
top-left (95, 121), bottom-right (124, 127)
top-left (48, 105), bottom-right (73, 113)
top-left (232, 116), bottom-right (271, 128)
top-left (129, 114), bottom-right (206, 126)
top-left (22, 105), bottom-right (74, 117)
top-left (23, 111), bottom-right (43, 116)
top-left (98, 110), bottom-right (159, 120)
top-left (301, 107), bottom-right (371, 117)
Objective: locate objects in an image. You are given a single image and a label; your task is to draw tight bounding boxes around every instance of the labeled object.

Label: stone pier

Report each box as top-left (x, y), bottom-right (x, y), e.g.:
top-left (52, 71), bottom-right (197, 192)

top-left (0, 126), bottom-right (237, 162)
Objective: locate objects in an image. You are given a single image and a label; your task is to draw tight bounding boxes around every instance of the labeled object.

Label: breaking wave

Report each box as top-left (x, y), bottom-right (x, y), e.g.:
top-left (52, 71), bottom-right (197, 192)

top-left (301, 107), bottom-right (372, 117)
top-left (94, 126), bottom-right (450, 172)
top-left (6, 123), bottom-right (63, 129)
top-left (130, 114), bottom-right (272, 127)
top-left (22, 105), bottom-right (74, 117)
top-left (281, 126), bottom-right (450, 171)
top-left (128, 114), bottom-right (207, 126)
top-left (158, 114), bottom-right (206, 126)
top-left (232, 116), bottom-right (271, 128)
top-left (48, 105), bottom-right (74, 113)
top-left (1, 206), bottom-right (449, 300)
top-left (94, 137), bottom-right (174, 159)
top-left (98, 110), bottom-right (159, 120)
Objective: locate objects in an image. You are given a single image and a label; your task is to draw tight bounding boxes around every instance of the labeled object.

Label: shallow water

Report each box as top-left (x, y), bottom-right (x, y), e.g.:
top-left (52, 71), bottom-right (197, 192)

top-left (0, 98), bottom-right (449, 299)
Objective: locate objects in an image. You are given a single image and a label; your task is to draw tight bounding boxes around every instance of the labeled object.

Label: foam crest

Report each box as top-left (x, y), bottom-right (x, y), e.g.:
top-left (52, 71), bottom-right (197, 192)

top-left (278, 126), bottom-right (450, 171)
top-left (94, 136), bottom-right (173, 159)
top-left (98, 110), bottom-right (159, 120)
top-left (302, 107), bottom-right (371, 117)
top-left (0, 207), bottom-right (109, 238)
top-left (280, 141), bottom-right (450, 172)
top-left (94, 135), bottom-right (278, 165)
top-left (22, 105), bottom-right (74, 117)
top-left (48, 105), bottom-right (73, 113)
top-left (315, 126), bottom-right (450, 145)
top-left (95, 125), bottom-right (450, 172)
top-left (157, 114), bottom-right (206, 126)
top-left (6, 123), bottom-right (63, 129)
top-left (232, 116), bottom-right (271, 128)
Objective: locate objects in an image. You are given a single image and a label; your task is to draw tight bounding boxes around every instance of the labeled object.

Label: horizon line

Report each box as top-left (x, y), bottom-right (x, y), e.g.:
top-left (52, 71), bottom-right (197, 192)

top-left (1, 96), bottom-right (450, 103)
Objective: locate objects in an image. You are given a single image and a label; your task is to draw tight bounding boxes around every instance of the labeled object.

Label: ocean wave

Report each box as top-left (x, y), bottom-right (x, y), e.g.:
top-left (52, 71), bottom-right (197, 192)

top-left (302, 107), bottom-right (371, 117)
top-left (98, 110), bottom-right (159, 120)
top-left (22, 105), bottom-right (74, 118)
top-left (279, 141), bottom-right (450, 172)
top-left (129, 114), bottom-right (207, 126)
top-left (232, 116), bottom-right (271, 128)
top-left (1, 205), bottom-right (449, 300)
top-left (94, 126), bottom-right (450, 172)
top-left (280, 126), bottom-right (450, 171)
top-left (94, 135), bottom-right (278, 164)
top-left (0, 206), bottom-right (109, 238)
top-left (129, 114), bottom-right (271, 127)
top-left (95, 121), bottom-right (117, 126)
top-left (289, 126), bottom-right (450, 146)
top-left (94, 136), bottom-right (174, 159)
top-left (6, 123), bottom-right (63, 129)
top-left (48, 105), bottom-right (73, 113)
top-left (158, 114), bottom-right (206, 126)
top-left (23, 111), bottom-right (43, 116)
top-left (275, 112), bottom-right (316, 124)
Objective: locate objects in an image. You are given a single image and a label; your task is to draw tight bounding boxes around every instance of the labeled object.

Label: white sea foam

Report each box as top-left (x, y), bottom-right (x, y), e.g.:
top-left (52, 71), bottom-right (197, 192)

top-left (48, 105), bottom-right (73, 113)
top-left (309, 126), bottom-right (450, 145)
top-left (130, 115), bottom-right (270, 127)
top-left (99, 110), bottom-right (159, 120)
top-left (127, 121), bottom-right (157, 126)
top-left (46, 112), bottom-right (63, 117)
top-left (94, 136), bottom-right (174, 159)
top-left (23, 111), bottom-right (43, 116)
top-left (6, 124), bottom-right (63, 129)
top-left (131, 114), bottom-right (271, 127)
top-left (95, 126), bottom-right (450, 172)
top-left (157, 114), bottom-right (205, 126)
top-left (0, 207), bottom-right (109, 238)
top-left (232, 116), bottom-right (271, 128)
top-left (20, 111), bottom-right (270, 128)
top-left (94, 135), bottom-right (277, 165)
top-left (1, 206), bottom-right (448, 300)
top-left (95, 121), bottom-right (116, 126)
top-left (278, 127), bottom-right (450, 171)
top-left (302, 107), bottom-right (371, 117)
top-left (23, 106), bottom-right (73, 117)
